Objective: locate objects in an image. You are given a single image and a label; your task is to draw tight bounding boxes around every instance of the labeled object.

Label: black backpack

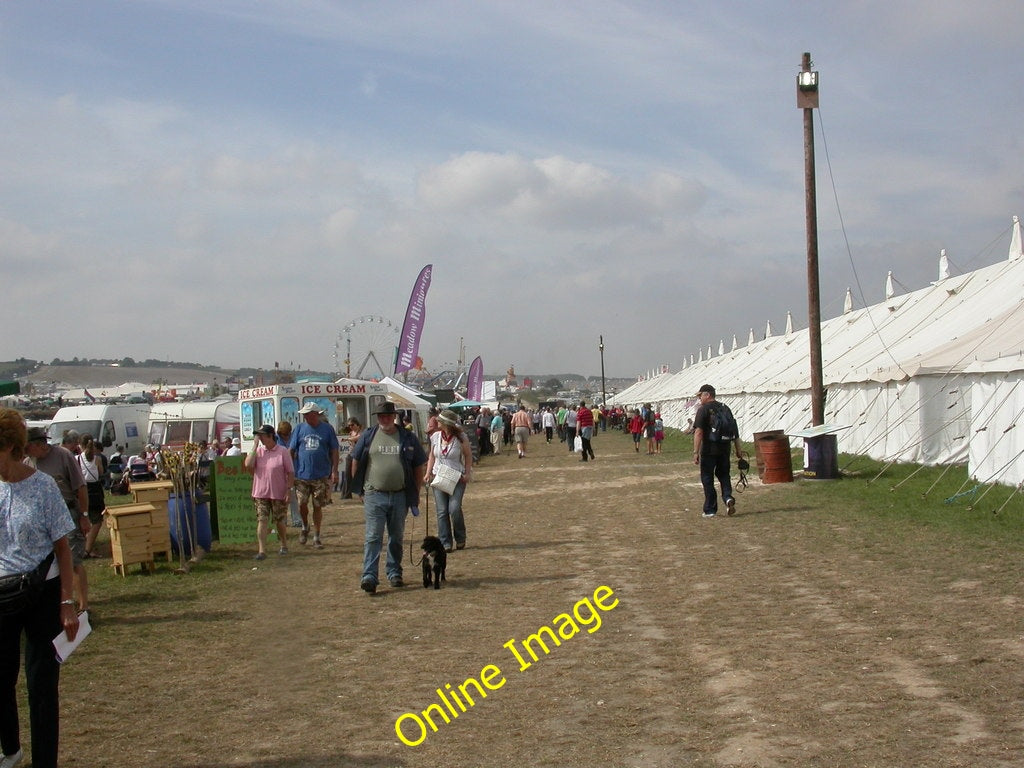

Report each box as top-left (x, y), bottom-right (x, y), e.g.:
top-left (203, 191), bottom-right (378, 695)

top-left (707, 404), bottom-right (739, 442)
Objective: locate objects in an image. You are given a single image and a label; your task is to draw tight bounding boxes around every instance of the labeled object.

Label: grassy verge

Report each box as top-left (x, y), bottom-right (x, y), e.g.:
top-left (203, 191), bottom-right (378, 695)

top-left (661, 427), bottom-right (1024, 549)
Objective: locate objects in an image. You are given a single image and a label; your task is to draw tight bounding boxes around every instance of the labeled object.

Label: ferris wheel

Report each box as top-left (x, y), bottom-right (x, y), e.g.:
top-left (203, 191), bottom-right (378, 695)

top-left (334, 315), bottom-right (399, 380)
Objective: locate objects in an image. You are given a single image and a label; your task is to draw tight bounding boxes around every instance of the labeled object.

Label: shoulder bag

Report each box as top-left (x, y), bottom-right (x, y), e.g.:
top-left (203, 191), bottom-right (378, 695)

top-left (0, 552), bottom-right (55, 615)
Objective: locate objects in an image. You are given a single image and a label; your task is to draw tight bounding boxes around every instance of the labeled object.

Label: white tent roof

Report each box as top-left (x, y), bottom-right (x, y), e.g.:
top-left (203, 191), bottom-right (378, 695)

top-left (379, 376), bottom-right (433, 409)
top-left (616, 215), bottom-right (1024, 403)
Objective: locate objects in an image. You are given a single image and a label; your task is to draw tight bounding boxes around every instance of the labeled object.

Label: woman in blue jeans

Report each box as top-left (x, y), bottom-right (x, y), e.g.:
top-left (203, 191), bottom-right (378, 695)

top-left (424, 410), bottom-right (473, 552)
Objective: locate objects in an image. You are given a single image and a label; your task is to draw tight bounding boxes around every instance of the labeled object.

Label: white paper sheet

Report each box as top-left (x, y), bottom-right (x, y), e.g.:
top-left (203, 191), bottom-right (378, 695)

top-left (53, 610), bottom-right (91, 663)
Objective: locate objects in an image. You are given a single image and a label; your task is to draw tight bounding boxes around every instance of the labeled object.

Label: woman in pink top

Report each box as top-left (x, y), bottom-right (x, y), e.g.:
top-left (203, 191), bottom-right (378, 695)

top-left (245, 424), bottom-right (295, 560)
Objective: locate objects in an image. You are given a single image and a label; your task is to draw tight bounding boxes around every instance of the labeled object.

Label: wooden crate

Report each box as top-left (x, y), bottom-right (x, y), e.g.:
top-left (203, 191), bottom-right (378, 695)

top-left (129, 481), bottom-right (174, 562)
top-left (129, 480), bottom-right (174, 502)
top-left (105, 503), bottom-right (161, 576)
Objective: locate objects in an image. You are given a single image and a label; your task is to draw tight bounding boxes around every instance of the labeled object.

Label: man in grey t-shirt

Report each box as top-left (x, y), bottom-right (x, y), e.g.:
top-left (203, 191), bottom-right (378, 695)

top-left (24, 427), bottom-right (91, 611)
top-left (350, 402), bottom-right (427, 594)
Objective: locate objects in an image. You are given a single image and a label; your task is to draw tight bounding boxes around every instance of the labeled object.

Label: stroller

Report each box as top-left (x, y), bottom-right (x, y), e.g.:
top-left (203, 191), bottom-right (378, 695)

top-left (127, 453), bottom-right (155, 484)
top-left (107, 453), bottom-right (129, 495)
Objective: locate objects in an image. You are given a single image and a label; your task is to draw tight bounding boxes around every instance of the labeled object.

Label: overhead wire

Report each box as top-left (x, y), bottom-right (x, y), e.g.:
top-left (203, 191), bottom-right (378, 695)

top-left (816, 107), bottom-right (910, 381)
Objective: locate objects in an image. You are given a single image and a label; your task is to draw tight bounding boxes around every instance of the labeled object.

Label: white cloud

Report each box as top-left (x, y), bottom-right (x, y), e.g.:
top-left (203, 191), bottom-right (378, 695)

top-left (418, 152), bottom-right (705, 232)
top-left (322, 207), bottom-right (360, 245)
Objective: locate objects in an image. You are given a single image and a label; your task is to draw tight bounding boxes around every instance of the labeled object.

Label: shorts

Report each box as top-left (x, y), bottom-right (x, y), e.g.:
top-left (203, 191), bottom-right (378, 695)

top-left (514, 426), bottom-right (530, 444)
top-left (294, 477), bottom-right (331, 510)
top-left (632, 432), bottom-right (642, 443)
top-left (254, 498), bottom-right (288, 524)
top-left (67, 527), bottom-right (86, 567)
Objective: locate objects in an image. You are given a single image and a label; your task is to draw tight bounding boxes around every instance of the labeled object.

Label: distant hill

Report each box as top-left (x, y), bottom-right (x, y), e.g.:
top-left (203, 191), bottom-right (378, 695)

top-left (21, 364), bottom-right (239, 389)
top-left (3, 358), bottom-right (334, 390)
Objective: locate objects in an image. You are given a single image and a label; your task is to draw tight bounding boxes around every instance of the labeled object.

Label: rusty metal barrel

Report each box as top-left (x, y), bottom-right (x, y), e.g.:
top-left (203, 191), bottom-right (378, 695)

top-left (755, 432), bottom-right (793, 484)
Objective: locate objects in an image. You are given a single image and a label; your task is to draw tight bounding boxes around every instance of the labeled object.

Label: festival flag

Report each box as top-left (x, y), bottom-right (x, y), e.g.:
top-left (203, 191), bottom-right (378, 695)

top-left (84, 388), bottom-right (96, 403)
top-left (467, 356), bottom-right (483, 401)
top-left (395, 264), bottom-right (432, 374)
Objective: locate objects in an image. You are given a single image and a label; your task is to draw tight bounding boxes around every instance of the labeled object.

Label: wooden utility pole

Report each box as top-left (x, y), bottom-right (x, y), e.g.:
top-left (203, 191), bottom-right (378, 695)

top-left (799, 52), bottom-right (825, 426)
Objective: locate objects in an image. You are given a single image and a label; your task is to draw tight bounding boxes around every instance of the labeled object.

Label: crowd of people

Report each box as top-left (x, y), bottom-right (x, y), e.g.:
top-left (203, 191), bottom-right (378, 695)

top-left (0, 385), bottom-right (747, 766)
top-left (247, 393), bottom-right (744, 591)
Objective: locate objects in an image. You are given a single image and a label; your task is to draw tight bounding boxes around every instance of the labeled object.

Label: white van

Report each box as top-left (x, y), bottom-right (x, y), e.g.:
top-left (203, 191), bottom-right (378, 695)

top-left (147, 399), bottom-right (240, 449)
top-left (47, 403), bottom-right (152, 455)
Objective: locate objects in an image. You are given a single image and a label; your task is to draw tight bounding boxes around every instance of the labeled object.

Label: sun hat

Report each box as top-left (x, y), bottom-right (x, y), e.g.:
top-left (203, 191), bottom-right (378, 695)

top-left (298, 402), bottom-right (323, 415)
top-left (373, 401), bottom-right (399, 416)
top-left (254, 425), bottom-right (276, 438)
top-left (26, 427), bottom-right (48, 442)
top-left (437, 409), bottom-right (460, 427)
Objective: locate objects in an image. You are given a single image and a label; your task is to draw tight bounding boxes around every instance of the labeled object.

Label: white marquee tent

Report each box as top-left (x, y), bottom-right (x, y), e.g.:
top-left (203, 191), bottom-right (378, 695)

top-left (612, 216), bottom-right (1024, 487)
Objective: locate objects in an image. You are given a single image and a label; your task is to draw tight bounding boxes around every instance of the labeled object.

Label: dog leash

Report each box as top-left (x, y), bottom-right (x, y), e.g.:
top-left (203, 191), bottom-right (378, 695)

top-left (407, 483), bottom-right (431, 566)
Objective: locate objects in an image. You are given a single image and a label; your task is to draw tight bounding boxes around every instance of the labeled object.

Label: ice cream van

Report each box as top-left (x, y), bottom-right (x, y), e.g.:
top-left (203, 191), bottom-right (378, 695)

top-left (236, 378), bottom-right (429, 452)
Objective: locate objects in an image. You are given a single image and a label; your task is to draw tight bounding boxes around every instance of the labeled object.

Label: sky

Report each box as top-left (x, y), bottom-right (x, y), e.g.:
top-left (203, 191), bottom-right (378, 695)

top-left (2, 1), bottom-right (1022, 380)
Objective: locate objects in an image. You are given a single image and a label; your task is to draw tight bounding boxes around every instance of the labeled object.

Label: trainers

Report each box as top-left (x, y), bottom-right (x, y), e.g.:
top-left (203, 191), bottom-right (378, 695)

top-left (1, 750), bottom-right (23, 768)
top-left (278, 547), bottom-right (288, 556)
top-left (389, 578), bottom-right (405, 588)
top-left (456, 542), bottom-right (466, 550)
top-left (360, 580), bottom-right (376, 594)
top-left (313, 536), bottom-right (323, 549)
top-left (702, 512), bottom-right (717, 518)
top-left (298, 528), bottom-right (309, 545)
top-left (253, 552), bottom-right (267, 561)
top-left (726, 498), bottom-right (736, 516)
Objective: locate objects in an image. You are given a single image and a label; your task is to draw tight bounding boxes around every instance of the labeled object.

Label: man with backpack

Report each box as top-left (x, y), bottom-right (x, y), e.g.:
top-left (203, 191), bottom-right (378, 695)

top-left (692, 384), bottom-right (744, 518)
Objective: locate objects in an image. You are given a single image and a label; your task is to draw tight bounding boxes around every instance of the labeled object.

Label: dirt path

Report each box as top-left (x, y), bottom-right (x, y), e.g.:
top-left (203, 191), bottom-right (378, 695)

top-left (62, 430), bottom-right (1024, 767)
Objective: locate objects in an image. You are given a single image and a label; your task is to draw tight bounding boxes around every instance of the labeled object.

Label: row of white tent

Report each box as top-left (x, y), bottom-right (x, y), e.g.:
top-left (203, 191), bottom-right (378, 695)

top-left (611, 216), bottom-right (1024, 488)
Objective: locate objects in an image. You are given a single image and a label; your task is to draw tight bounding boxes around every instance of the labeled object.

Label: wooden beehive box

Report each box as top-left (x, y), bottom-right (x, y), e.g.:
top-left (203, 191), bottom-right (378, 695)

top-left (105, 503), bottom-right (162, 576)
top-left (129, 479), bottom-right (174, 503)
top-left (129, 480), bottom-right (173, 562)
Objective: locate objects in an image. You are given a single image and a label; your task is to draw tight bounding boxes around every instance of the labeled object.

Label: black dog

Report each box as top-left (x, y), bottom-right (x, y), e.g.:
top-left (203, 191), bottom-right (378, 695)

top-left (421, 536), bottom-right (447, 589)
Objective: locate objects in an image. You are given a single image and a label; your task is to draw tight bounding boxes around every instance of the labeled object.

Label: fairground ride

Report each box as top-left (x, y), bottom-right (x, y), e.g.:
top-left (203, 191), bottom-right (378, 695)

top-left (333, 315), bottom-right (399, 380)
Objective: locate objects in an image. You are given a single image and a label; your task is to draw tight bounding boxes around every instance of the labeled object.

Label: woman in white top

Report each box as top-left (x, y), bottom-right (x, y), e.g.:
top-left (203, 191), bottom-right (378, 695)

top-left (78, 435), bottom-right (106, 558)
top-left (424, 409), bottom-right (473, 552)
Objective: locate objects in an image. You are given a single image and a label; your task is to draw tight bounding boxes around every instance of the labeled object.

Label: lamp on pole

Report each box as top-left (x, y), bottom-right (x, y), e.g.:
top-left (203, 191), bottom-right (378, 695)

top-left (798, 51), bottom-right (825, 427)
top-left (598, 336), bottom-right (607, 409)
